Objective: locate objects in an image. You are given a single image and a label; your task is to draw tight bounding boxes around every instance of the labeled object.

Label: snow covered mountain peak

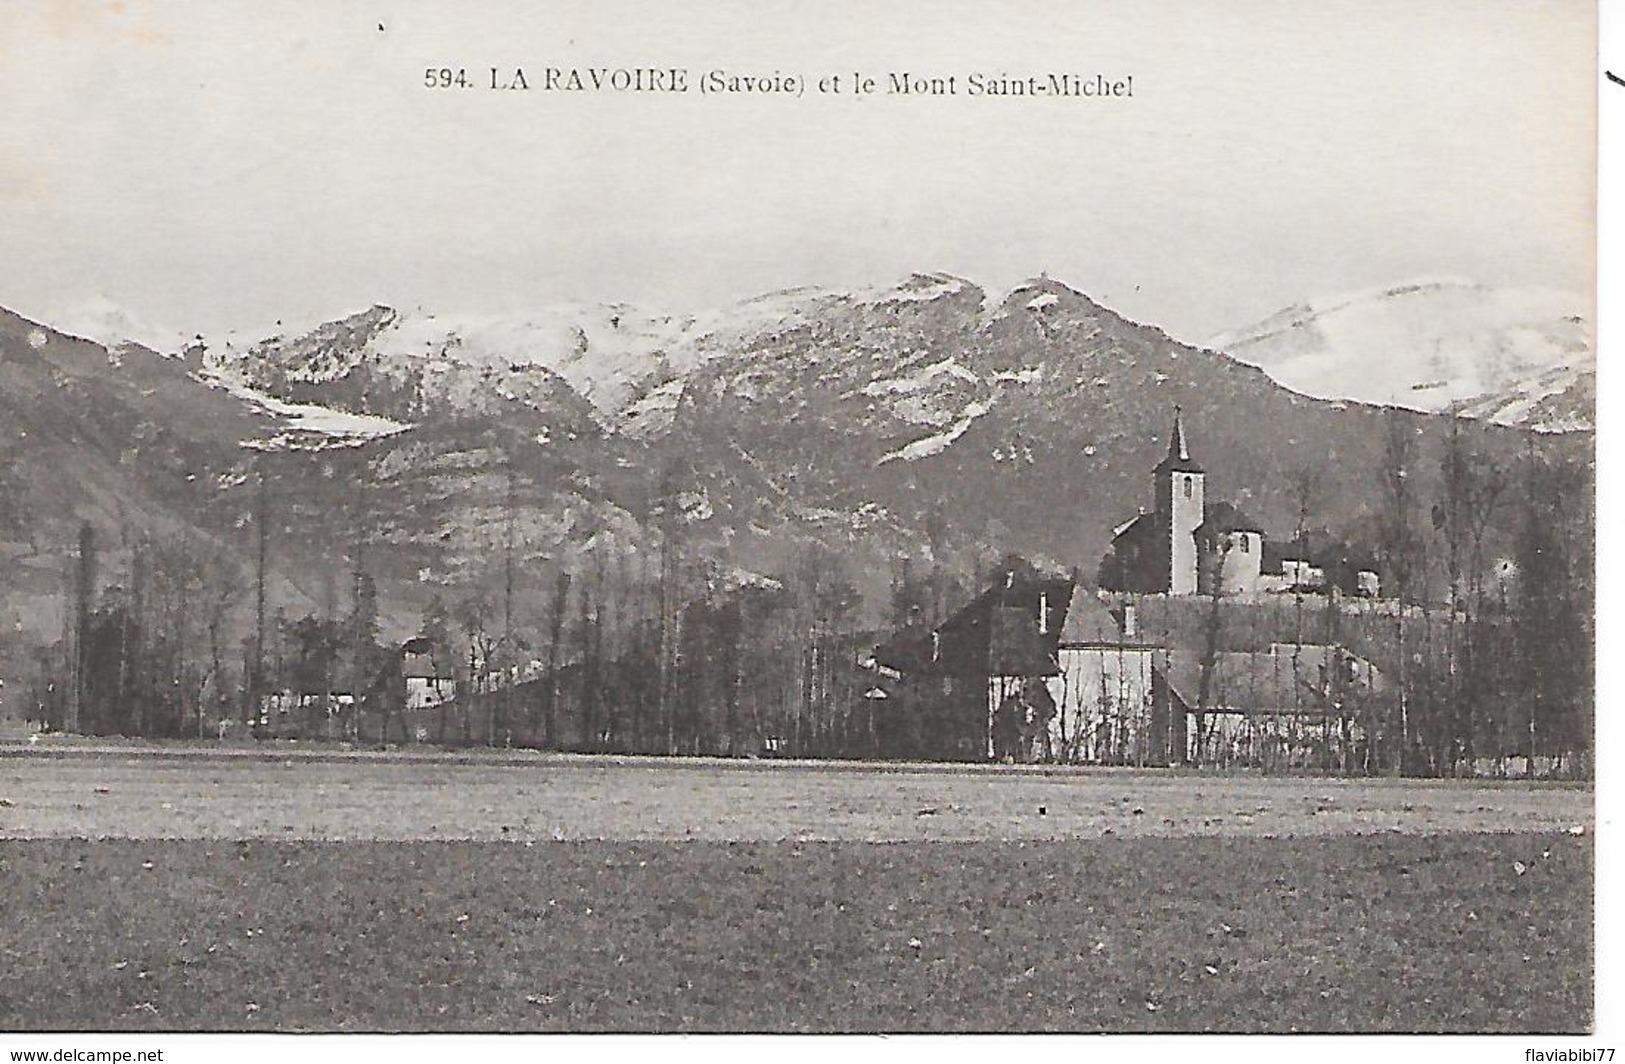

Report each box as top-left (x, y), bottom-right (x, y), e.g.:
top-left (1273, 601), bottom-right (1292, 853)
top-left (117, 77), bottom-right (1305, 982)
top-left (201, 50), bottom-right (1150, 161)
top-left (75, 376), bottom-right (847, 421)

top-left (41, 295), bottom-right (191, 357)
top-left (1208, 279), bottom-right (1592, 431)
top-left (194, 273), bottom-right (1002, 434)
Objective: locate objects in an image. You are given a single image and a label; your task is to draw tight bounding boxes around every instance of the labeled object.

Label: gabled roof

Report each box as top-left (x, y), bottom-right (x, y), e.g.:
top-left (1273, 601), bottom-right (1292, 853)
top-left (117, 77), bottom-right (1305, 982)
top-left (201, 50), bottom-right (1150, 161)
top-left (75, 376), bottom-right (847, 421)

top-left (1161, 653), bottom-right (1328, 716)
top-left (873, 558), bottom-right (1073, 678)
top-left (989, 604), bottom-right (1061, 675)
top-left (1058, 592), bottom-right (1144, 646)
top-left (1111, 511), bottom-right (1158, 543)
top-left (402, 652), bottom-right (454, 681)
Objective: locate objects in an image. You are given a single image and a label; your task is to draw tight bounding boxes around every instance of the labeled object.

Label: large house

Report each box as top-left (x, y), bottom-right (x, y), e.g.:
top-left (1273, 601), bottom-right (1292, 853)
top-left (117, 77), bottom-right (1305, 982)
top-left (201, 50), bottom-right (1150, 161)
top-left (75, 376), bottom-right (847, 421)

top-left (871, 561), bottom-right (1183, 765)
top-left (1043, 593), bottom-right (1174, 766)
top-left (869, 554), bottom-right (1385, 766)
top-left (1163, 643), bottom-right (1386, 769)
top-left (403, 650), bottom-right (456, 712)
top-left (871, 559), bottom-right (1075, 761)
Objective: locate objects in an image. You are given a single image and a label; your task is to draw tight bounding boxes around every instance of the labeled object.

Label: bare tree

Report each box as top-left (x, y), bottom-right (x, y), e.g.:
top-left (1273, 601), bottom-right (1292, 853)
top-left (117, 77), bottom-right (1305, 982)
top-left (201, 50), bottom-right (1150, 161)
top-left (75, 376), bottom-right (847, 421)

top-left (1191, 540), bottom-right (1233, 768)
top-left (1429, 414), bottom-right (1510, 773)
top-left (1377, 409), bottom-right (1424, 773)
top-left (542, 569), bottom-right (571, 750)
top-left (453, 589), bottom-right (497, 744)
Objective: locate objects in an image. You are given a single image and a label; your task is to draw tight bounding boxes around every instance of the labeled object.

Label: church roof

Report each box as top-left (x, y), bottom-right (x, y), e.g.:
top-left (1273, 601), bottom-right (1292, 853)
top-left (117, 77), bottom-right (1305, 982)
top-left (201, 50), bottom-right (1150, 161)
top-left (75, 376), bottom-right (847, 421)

top-left (1152, 408), bottom-right (1204, 474)
top-left (1199, 500), bottom-right (1263, 535)
top-left (1111, 511), bottom-right (1157, 543)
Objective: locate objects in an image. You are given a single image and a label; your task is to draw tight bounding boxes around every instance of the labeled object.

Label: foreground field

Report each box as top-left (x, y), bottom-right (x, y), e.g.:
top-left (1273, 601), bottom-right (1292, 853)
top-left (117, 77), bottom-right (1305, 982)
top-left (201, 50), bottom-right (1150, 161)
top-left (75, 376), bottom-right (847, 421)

top-left (0, 750), bottom-right (1593, 1032)
top-left (0, 747), bottom-right (1594, 841)
top-left (0, 833), bottom-right (1590, 1032)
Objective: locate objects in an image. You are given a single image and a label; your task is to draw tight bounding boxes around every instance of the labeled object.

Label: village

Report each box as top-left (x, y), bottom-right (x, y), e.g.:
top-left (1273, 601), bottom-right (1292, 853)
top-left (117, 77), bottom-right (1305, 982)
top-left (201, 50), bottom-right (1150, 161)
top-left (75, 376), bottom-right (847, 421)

top-left (25, 408), bottom-right (1583, 781)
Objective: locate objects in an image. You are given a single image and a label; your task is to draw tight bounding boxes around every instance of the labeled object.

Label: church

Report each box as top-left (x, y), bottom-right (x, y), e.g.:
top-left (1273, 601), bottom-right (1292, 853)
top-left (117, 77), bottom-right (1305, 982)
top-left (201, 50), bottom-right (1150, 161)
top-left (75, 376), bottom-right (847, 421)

top-left (1098, 410), bottom-right (1379, 598)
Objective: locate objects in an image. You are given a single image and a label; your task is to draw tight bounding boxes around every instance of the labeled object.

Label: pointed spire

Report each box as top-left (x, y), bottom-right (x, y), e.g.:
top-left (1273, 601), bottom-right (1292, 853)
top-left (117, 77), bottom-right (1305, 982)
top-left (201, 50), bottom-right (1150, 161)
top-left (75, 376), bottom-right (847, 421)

top-left (1168, 405), bottom-right (1189, 463)
top-left (1154, 404), bottom-right (1204, 474)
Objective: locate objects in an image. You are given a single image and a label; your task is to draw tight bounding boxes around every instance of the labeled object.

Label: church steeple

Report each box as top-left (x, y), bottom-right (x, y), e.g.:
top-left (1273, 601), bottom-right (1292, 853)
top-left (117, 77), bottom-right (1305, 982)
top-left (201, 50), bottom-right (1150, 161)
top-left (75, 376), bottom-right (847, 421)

top-left (1154, 405), bottom-right (1204, 474)
top-left (1169, 406), bottom-right (1190, 463)
top-left (1153, 406), bottom-right (1205, 594)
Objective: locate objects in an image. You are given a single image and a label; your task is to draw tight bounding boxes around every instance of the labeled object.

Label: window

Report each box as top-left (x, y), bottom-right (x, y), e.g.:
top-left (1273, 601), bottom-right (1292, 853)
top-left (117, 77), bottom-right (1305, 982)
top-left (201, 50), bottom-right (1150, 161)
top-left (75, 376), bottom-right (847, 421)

top-left (1240, 536), bottom-right (1250, 553)
top-left (1182, 477), bottom-right (1192, 498)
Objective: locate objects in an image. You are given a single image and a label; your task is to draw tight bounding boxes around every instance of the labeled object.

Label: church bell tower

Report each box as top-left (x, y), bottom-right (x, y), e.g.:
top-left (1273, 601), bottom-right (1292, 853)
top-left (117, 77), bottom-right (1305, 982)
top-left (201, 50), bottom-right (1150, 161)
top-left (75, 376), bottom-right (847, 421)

top-left (1153, 407), bottom-right (1205, 594)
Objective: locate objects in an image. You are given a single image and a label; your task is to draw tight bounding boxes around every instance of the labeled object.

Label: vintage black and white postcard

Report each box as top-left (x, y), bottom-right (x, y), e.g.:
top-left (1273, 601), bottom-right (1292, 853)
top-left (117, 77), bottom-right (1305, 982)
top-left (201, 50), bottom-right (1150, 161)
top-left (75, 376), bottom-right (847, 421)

top-left (0, 0), bottom-right (1605, 1054)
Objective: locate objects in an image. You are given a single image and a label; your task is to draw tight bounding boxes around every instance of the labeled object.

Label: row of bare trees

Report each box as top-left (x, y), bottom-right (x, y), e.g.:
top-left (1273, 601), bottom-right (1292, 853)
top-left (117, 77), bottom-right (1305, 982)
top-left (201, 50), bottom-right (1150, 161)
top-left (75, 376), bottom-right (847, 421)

top-left (378, 539), bottom-right (881, 757)
top-left (32, 524), bottom-right (245, 738)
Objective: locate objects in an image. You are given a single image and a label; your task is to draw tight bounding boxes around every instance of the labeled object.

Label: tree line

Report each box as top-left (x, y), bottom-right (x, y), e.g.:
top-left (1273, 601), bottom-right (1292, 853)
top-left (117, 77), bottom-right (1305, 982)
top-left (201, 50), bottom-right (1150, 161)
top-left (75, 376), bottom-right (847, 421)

top-left (24, 413), bottom-right (1593, 776)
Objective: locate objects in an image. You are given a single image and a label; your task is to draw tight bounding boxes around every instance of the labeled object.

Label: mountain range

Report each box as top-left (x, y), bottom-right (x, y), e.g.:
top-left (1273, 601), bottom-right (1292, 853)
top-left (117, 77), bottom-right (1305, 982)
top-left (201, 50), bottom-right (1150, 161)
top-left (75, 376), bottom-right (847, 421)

top-left (0, 273), bottom-right (1593, 684)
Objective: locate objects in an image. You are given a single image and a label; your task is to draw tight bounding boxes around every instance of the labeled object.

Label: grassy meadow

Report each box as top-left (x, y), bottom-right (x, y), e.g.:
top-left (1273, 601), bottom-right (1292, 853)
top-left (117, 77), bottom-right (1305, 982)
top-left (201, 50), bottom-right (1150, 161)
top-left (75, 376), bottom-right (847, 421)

top-left (0, 749), bottom-right (1593, 1032)
top-left (0, 831), bottom-right (1591, 1032)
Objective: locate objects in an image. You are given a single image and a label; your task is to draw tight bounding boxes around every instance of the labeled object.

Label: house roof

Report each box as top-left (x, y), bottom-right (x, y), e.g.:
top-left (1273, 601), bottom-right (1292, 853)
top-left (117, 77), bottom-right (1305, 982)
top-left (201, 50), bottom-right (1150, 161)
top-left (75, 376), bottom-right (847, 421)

top-left (402, 652), bottom-right (454, 680)
top-left (989, 604), bottom-right (1061, 675)
top-left (873, 559), bottom-right (1073, 678)
top-left (1161, 652), bottom-right (1329, 716)
top-left (1261, 539), bottom-right (1314, 574)
top-left (1059, 592), bottom-right (1134, 645)
top-left (872, 627), bottom-right (935, 676)
top-left (1159, 645), bottom-right (1383, 716)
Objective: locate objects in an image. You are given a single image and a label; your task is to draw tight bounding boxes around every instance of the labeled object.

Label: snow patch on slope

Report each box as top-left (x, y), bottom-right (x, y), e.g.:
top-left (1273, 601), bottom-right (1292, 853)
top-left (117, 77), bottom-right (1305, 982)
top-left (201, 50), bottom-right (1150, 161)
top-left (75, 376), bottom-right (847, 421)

top-left (862, 357), bottom-right (980, 398)
top-left (1454, 364), bottom-right (1595, 434)
top-left (205, 375), bottom-right (413, 446)
top-left (872, 273), bottom-right (968, 305)
top-left (879, 399), bottom-right (994, 463)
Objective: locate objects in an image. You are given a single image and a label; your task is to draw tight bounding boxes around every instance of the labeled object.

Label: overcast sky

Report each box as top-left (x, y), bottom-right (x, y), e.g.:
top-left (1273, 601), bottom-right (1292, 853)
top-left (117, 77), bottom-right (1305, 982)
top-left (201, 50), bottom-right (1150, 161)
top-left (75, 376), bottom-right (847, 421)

top-left (0, 0), bottom-right (1595, 346)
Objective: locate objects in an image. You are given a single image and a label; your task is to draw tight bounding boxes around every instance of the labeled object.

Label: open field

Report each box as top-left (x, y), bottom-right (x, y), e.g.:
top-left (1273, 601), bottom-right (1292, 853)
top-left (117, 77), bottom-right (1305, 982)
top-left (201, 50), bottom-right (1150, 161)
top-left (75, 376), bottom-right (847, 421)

top-left (0, 834), bottom-right (1591, 1032)
top-left (0, 744), bottom-right (1594, 842)
top-left (0, 746), bottom-right (1594, 1032)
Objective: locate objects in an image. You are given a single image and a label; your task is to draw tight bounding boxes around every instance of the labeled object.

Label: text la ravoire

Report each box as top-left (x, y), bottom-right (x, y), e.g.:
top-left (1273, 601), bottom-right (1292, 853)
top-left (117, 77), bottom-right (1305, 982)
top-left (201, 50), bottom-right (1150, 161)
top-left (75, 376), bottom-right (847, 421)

top-left (523, 67), bottom-right (692, 92)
